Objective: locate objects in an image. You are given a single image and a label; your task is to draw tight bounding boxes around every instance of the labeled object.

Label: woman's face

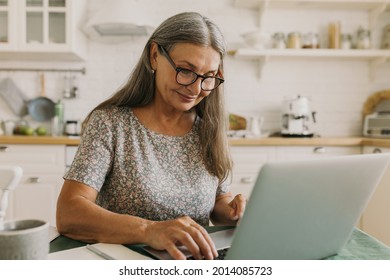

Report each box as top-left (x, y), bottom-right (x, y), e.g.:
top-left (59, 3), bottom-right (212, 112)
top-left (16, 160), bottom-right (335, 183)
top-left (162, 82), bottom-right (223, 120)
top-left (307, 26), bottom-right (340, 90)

top-left (150, 42), bottom-right (221, 113)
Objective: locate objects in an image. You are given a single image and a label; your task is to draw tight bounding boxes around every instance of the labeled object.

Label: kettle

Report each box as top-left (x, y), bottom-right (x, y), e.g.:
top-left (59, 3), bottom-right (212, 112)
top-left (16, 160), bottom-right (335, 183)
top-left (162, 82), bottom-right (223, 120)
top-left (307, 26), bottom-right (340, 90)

top-left (281, 95), bottom-right (316, 137)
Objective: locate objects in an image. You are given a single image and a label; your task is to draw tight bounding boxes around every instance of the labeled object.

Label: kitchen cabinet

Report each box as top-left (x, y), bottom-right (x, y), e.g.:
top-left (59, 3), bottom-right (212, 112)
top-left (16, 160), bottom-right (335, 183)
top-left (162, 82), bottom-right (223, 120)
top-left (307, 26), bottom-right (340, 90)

top-left (229, 146), bottom-right (276, 197)
top-left (229, 144), bottom-right (361, 198)
top-left (233, 0), bottom-right (390, 78)
top-left (360, 146), bottom-right (390, 246)
top-left (276, 145), bottom-right (361, 160)
top-left (0, 0), bottom-right (87, 61)
top-left (0, 144), bottom-right (65, 225)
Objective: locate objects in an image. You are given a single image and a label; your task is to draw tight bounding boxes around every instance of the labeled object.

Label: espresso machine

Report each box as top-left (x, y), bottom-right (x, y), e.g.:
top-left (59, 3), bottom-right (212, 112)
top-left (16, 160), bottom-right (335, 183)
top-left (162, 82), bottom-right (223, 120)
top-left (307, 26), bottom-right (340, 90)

top-left (281, 95), bottom-right (316, 137)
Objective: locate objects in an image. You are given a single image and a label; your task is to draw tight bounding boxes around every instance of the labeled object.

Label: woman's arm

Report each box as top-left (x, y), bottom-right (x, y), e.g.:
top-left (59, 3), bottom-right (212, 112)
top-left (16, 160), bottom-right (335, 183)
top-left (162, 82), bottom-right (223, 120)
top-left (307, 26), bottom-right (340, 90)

top-left (56, 179), bottom-right (218, 260)
top-left (210, 192), bottom-right (246, 226)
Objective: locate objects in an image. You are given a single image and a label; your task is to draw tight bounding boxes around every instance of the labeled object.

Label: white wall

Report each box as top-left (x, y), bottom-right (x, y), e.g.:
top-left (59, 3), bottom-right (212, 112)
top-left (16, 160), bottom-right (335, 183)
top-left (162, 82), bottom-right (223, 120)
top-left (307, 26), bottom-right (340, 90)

top-left (0, 0), bottom-right (389, 136)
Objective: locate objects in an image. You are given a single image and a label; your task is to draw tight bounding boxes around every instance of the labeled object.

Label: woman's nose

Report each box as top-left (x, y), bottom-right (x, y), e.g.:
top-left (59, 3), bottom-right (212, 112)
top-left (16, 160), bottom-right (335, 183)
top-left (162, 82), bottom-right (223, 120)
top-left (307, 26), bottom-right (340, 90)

top-left (186, 78), bottom-right (203, 95)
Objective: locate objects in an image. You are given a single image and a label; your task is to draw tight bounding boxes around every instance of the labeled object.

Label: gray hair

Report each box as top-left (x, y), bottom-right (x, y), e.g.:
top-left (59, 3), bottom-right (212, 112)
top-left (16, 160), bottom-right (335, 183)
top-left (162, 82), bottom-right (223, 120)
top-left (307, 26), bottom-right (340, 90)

top-left (87, 12), bottom-right (231, 184)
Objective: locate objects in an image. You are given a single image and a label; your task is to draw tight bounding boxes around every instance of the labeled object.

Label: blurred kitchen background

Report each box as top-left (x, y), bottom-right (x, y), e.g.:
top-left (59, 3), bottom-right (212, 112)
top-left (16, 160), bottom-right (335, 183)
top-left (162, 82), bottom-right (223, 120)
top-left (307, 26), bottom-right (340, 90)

top-left (1, 0), bottom-right (390, 137)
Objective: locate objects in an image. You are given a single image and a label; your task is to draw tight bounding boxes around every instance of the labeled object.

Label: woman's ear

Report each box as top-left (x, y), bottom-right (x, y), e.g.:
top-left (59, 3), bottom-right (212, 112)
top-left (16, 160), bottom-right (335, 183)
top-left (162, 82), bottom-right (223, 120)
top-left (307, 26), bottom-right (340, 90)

top-left (149, 42), bottom-right (159, 71)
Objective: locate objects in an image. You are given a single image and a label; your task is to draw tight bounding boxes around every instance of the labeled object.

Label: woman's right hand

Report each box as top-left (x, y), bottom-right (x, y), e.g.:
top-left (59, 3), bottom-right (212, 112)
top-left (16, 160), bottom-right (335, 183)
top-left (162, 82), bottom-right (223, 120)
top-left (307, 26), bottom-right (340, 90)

top-left (144, 216), bottom-right (218, 260)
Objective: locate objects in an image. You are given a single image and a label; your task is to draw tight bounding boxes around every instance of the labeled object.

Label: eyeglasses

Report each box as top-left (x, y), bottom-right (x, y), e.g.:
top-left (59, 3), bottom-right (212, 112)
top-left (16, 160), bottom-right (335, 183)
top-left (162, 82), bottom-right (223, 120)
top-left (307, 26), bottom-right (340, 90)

top-left (158, 45), bottom-right (224, 91)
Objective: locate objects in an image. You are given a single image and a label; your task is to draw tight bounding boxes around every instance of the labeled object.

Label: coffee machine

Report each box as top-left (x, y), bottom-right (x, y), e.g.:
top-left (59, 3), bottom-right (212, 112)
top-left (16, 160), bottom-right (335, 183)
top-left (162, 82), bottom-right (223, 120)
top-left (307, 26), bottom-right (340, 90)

top-left (281, 95), bottom-right (316, 137)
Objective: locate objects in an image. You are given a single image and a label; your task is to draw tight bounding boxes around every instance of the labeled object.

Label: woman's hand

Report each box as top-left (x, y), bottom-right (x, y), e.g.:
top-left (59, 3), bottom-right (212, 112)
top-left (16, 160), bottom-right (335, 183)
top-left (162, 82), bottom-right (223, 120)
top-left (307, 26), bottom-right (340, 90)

top-left (211, 193), bottom-right (247, 226)
top-left (144, 216), bottom-right (218, 260)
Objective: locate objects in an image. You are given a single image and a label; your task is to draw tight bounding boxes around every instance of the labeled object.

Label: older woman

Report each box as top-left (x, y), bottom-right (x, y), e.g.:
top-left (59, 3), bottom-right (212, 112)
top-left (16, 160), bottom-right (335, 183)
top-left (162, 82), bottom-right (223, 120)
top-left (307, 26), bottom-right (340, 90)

top-left (56, 12), bottom-right (246, 260)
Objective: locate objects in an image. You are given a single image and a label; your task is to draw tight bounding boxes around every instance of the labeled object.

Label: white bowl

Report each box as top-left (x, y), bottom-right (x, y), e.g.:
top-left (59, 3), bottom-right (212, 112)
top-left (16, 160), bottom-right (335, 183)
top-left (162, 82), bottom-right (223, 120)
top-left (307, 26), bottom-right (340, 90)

top-left (242, 31), bottom-right (271, 49)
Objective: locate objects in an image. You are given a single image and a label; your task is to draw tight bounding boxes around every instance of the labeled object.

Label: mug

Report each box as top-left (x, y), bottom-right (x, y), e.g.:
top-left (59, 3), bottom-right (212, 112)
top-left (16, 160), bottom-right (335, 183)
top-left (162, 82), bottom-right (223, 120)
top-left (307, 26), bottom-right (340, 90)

top-left (3, 120), bottom-right (15, 135)
top-left (0, 219), bottom-right (49, 260)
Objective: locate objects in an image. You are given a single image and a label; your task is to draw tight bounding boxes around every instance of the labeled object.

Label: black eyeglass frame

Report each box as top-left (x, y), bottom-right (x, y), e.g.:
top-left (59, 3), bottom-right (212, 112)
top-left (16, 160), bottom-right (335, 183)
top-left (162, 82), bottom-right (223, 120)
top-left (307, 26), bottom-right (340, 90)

top-left (158, 45), bottom-right (224, 91)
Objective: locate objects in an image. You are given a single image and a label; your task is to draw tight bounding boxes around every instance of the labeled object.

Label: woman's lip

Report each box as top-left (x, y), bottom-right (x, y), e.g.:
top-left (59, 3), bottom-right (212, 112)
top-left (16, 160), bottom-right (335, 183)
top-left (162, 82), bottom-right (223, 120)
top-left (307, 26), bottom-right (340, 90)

top-left (177, 92), bottom-right (196, 102)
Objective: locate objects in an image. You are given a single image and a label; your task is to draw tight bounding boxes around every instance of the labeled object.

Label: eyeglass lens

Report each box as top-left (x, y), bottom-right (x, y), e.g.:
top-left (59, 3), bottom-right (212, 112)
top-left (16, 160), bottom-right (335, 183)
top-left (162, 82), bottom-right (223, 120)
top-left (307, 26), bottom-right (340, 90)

top-left (176, 69), bottom-right (221, 91)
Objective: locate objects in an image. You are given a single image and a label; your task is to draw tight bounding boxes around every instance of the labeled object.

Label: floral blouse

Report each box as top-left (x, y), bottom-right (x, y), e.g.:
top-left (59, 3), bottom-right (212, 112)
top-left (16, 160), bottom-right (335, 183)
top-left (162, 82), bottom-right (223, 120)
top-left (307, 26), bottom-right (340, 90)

top-left (64, 106), bottom-right (229, 226)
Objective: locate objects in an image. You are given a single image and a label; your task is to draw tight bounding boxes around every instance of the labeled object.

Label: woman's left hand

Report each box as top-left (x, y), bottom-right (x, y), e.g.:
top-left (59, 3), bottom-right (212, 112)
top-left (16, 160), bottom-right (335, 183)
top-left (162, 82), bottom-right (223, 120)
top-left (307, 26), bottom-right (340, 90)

top-left (211, 193), bottom-right (246, 226)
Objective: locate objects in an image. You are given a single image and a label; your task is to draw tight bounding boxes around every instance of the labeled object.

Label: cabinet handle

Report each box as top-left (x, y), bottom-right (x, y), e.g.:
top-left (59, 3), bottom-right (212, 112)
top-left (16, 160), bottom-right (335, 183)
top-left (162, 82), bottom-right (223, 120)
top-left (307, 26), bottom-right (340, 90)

top-left (0, 146), bottom-right (9, 152)
top-left (372, 148), bottom-right (382, 153)
top-left (240, 177), bottom-right (254, 184)
top-left (28, 177), bottom-right (42, 183)
top-left (313, 147), bottom-right (326, 154)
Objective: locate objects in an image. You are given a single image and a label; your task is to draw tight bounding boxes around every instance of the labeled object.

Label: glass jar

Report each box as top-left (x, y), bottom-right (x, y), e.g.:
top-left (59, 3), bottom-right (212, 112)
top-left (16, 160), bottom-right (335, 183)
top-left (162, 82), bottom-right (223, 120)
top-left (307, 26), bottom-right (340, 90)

top-left (356, 27), bottom-right (371, 49)
top-left (341, 33), bottom-right (352, 49)
top-left (382, 24), bottom-right (390, 49)
top-left (302, 32), bottom-right (320, 49)
top-left (287, 32), bottom-right (301, 49)
top-left (272, 32), bottom-right (286, 49)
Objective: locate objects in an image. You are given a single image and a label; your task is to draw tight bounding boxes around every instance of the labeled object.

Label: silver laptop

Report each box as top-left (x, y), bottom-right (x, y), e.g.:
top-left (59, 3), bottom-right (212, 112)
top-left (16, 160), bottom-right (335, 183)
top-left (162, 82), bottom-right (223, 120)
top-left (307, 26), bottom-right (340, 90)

top-left (143, 153), bottom-right (390, 260)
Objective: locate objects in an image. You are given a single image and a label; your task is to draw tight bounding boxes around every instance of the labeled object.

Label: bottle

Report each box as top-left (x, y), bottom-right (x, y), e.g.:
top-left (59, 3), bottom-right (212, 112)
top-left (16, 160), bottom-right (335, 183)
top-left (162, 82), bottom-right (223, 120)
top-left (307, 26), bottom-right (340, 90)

top-left (52, 100), bottom-right (64, 136)
top-left (328, 21), bottom-right (341, 49)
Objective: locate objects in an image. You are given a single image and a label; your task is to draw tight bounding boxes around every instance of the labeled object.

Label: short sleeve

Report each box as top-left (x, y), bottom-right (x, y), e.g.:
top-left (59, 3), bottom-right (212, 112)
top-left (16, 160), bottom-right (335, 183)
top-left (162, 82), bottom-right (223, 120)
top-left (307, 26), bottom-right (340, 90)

top-left (216, 181), bottom-right (230, 196)
top-left (64, 109), bottom-right (115, 191)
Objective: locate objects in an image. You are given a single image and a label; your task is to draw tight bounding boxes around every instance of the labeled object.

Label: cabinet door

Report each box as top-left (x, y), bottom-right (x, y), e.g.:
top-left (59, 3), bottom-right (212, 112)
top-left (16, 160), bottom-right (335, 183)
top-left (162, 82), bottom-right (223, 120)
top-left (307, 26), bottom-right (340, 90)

top-left (0, 0), bottom-right (87, 60)
top-left (229, 146), bottom-right (276, 198)
top-left (0, 144), bottom-right (65, 173)
top-left (276, 146), bottom-right (361, 161)
top-left (0, 144), bottom-right (66, 226)
top-left (361, 146), bottom-right (390, 246)
top-left (10, 173), bottom-right (63, 226)
top-left (20, 0), bottom-right (67, 49)
top-left (0, 0), bottom-right (17, 50)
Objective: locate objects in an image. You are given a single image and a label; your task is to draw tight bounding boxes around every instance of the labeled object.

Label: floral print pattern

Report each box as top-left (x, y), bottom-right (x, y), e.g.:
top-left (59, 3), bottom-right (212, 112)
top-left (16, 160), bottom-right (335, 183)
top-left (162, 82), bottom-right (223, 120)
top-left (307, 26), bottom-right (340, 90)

top-left (64, 106), bottom-right (228, 226)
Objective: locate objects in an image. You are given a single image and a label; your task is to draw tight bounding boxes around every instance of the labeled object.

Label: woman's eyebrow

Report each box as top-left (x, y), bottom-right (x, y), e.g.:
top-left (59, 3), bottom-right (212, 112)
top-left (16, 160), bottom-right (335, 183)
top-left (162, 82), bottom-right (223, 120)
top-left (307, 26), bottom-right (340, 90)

top-left (178, 60), bottom-right (219, 75)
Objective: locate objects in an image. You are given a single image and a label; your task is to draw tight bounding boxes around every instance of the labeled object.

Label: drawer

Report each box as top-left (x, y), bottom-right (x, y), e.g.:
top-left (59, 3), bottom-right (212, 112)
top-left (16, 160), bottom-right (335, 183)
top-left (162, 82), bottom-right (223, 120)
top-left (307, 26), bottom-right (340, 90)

top-left (0, 144), bottom-right (65, 173)
top-left (230, 146), bottom-right (275, 165)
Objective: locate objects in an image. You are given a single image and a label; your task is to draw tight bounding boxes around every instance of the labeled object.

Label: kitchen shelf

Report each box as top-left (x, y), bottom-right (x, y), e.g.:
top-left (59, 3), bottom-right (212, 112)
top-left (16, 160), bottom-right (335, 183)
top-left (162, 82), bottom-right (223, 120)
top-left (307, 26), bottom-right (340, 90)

top-left (230, 48), bottom-right (390, 78)
top-left (234, 0), bottom-right (390, 28)
top-left (234, 0), bottom-right (390, 11)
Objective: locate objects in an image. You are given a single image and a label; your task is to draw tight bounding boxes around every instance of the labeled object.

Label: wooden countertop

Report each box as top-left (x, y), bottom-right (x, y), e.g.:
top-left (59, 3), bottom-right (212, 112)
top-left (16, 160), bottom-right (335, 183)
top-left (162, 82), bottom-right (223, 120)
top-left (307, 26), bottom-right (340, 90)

top-left (0, 135), bottom-right (81, 146)
top-left (1, 135), bottom-right (390, 148)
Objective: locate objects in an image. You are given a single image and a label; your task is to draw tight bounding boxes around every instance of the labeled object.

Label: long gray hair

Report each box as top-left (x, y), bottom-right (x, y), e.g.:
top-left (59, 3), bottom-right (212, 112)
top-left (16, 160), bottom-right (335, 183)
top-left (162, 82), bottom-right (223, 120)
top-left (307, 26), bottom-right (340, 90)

top-left (86, 12), bottom-right (232, 184)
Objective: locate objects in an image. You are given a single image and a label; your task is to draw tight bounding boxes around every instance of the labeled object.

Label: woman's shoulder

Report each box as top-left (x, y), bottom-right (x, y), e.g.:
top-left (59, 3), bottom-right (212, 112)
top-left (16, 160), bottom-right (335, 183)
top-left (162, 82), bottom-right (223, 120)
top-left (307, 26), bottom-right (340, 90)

top-left (90, 105), bottom-right (133, 122)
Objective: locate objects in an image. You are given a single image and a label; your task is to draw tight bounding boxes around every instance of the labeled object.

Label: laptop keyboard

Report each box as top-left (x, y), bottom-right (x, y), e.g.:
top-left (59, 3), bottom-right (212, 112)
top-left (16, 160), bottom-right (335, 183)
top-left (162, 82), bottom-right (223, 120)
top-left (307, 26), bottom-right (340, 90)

top-left (187, 248), bottom-right (229, 260)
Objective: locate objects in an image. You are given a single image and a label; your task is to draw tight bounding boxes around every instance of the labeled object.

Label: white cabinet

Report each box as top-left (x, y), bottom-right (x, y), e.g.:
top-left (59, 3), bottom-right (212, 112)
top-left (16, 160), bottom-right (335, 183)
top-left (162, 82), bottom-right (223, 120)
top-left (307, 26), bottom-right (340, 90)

top-left (0, 144), bottom-right (65, 225)
top-left (229, 145), bottom-right (361, 199)
top-left (361, 146), bottom-right (390, 246)
top-left (0, 0), bottom-right (87, 61)
top-left (0, 0), bottom-right (17, 50)
top-left (229, 146), bottom-right (276, 198)
top-left (276, 146), bottom-right (361, 161)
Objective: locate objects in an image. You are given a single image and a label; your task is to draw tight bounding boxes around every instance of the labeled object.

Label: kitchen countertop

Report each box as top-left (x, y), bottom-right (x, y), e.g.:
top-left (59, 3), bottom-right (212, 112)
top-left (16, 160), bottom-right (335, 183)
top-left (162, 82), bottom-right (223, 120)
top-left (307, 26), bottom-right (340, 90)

top-left (1, 135), bottom-right (390, 148)
top-left (0, 135), bottom-right (81, 146)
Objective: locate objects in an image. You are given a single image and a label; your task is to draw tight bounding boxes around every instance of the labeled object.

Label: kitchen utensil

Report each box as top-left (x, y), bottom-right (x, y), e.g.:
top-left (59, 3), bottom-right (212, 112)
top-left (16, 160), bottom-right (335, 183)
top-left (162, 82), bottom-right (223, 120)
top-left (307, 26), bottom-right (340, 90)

top-left (248, 116), bottom-right (264, 137)
top-left (0, 78), bottom-right (28, 117)
top-left (0, 166), bottom-right (23, 231)
top-left (241, 31), bottom-right (271, 49)
top-left (3, 120), bottom-right (15, 135)
top-left (28, 73), bottom-right (55, 122)
top-left (0, 219), bottom-right (49, 259)
top-left (281, 95), bottom-right (316, 137)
